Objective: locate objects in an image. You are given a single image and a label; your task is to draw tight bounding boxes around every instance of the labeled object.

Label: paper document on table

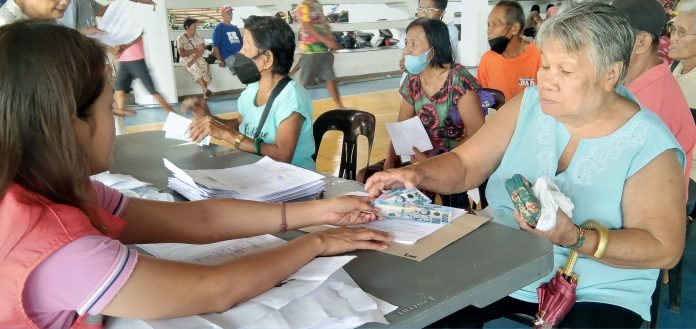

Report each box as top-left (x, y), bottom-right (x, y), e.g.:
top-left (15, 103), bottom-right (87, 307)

top-left (162, 112), bottom-right (210, 146)
top-left (163, 157), bottom-right (326, 202)
top-left (91, 171), bottom-right (150, 190)
top-left (92, 0), bottom-right (152, 46)
top-left (130, 235), bottom-right (395, 329)
top-left (385, 116), bottom-right (433, 156)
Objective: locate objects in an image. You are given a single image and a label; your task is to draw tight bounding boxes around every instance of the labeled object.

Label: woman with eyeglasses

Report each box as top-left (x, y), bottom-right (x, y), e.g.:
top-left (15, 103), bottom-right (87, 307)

top-left (669, 0), bottom-right (696, 109)
top-left (187, 16), bottom-right (316, 170)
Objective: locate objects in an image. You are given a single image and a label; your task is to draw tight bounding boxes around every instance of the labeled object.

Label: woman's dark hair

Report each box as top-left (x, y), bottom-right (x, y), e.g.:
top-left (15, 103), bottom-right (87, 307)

top-left (0, 20), bottom-right (106, 226)
top-left (495, 1), bottom-right (526, 30)
top-left (243, 15), bottom-right (296, 75)
top-left (419, 0), bottom-right (449, 11)
top-left (406, 18), bottom-right (454, 69)
top-left (531, 4), bottom-right (540, 13)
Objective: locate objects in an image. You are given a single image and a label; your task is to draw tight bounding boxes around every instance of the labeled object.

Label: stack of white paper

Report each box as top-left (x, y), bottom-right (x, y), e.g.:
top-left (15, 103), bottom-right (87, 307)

top-left (164, 157), bottom-right (326, 202)
top-left (105, 235), bottom-right (396, 329)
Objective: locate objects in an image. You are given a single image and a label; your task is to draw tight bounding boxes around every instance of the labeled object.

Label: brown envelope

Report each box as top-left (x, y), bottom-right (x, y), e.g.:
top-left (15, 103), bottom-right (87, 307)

top-left (301, 213), bottom-right (491, 261)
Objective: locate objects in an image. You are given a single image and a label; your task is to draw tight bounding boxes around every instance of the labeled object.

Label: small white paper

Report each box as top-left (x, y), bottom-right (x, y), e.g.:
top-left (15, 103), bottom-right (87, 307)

top-left (385, 116), bottom-right (433, 156)
top-left (92, 0), bottom-right (153, 46)
top-left (162, 112), bottom-right (210, 146)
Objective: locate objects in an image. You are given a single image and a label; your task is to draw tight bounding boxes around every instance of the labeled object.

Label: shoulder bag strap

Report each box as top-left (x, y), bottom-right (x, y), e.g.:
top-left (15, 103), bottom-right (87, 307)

top-left (254, 76), bottom-right (292, 140)
top-left (671, 60), bottom-right (680, 73)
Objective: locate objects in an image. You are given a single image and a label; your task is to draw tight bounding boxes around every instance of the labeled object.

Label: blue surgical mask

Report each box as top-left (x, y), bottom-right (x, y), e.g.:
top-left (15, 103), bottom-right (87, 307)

top-left (404, 48), bottom-right (433, 74)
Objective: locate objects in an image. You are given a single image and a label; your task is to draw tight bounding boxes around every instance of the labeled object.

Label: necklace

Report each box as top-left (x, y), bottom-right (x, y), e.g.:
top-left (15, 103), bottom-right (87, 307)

top-left (258, 76), bottom-right (282, 105)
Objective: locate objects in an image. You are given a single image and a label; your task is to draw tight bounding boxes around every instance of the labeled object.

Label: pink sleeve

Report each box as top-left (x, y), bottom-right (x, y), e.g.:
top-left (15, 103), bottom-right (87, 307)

top-left (24, 236), bottom-right (138, 320)
top-left (91, 180), bottom-right (129, 217)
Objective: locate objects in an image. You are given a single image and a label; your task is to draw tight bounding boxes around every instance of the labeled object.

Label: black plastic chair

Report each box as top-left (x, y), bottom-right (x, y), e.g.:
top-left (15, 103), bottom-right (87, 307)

top-left (312, 109), bottom-right (375, 182)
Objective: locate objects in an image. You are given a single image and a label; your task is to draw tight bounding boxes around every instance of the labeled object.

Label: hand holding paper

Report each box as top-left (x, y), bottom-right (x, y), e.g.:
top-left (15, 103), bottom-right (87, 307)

top-left (162, 112), bottom-right (210, 146)
top-left (92, 0), bottom-right (153, 46)
top-left (385, 116), bottom-right (433, 157)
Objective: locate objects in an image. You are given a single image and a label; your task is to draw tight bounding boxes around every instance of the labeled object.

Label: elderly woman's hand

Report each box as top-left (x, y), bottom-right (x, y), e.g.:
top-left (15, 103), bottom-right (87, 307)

top-left (514, 208), bottom-right (581, 247)
top-left (316, 196), bottom-right (380, 226)
top-left (188, 116), bottom-right (232, 143)
top-left (364, 166), bottom-right (424, 197)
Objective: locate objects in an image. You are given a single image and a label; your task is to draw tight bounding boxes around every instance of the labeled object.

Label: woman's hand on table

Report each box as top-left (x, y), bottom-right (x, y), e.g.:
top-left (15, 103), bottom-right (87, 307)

top-left (513, 208), bottom-right (581, 247)
top-left (308, 227), bottom-right (391, 256)
top-left (188, 115), bottom-right (232, 143)
top-left (364, 166), bottom-right (423, 197)
top-left (317, 196), bottom-right (380, 226)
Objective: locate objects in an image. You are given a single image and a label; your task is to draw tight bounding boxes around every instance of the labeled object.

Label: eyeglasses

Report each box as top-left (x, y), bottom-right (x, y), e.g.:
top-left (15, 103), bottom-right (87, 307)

top-left (669, 25), bottom-right (696, 38)
top-left (415, 7), bottom-right (441, 15)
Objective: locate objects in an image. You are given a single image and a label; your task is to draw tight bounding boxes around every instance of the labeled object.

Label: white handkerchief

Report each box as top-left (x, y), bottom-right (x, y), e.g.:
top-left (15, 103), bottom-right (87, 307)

top-left (532, 177), bottom-right (574, 231)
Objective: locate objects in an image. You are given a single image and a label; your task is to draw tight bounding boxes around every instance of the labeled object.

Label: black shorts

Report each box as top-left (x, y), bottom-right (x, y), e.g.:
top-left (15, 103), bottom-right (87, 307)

top-left (115, 59), bottom-right (157, 94)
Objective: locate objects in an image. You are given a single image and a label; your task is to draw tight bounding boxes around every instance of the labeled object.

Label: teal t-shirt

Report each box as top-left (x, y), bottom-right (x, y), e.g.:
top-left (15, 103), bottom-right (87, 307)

top-left (237, 80), bottom-right (316, 170)
top-left (486, 85), bottom-right (684, 320)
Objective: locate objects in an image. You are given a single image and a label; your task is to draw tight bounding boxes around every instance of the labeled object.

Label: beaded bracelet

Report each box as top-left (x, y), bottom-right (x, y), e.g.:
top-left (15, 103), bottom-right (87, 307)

top-left (562, 225), bottom-right (585, 250)
top-left (254, 138), bottom-right (263, 155)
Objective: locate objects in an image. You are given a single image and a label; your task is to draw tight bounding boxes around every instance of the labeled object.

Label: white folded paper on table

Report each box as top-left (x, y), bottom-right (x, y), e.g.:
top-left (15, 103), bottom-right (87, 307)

top-left (91, 171), bottom-right (150, 190)
top-left (385, 116), bottom-right (433, 157)
top-left (162, 112), bottom-right (210, 146)
top-left (107, 235), bottom-right (396, 329)
top-left (92, 0), bottom-right (153, 46)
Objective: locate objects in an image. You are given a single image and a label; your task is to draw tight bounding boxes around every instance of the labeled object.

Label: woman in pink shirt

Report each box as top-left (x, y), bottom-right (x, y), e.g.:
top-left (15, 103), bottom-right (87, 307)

top-left (0, 20), bottom-right (390, 329)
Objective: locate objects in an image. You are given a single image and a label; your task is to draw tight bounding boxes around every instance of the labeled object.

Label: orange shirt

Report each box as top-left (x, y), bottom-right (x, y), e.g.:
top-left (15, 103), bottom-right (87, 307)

top-left (476, 42), bottom-right (541, 101)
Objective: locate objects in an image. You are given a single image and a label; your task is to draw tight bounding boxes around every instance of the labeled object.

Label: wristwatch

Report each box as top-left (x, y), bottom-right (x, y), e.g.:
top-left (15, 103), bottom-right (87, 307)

top-left (233, 134), bottom-right (246, 150)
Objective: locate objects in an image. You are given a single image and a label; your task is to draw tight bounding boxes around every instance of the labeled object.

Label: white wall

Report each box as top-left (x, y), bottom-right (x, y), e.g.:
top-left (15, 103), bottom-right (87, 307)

top-left (134, 0), bottom-right (177, 105)
top-left (135, 0), bottom-right (552, 103)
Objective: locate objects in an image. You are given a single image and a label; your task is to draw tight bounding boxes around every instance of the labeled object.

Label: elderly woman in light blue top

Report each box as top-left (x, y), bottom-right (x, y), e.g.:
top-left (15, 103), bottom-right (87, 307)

top-left (188, 16), bottom-right (315, 170)
top-left (365, 2), bottom-right (685, 327)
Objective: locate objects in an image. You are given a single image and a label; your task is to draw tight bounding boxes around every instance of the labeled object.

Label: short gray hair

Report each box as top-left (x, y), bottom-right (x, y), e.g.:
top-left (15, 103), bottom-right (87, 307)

top-left (678, 0), bottom-right (696, 14)
top-left (536, 1), bottom-right (635, 85)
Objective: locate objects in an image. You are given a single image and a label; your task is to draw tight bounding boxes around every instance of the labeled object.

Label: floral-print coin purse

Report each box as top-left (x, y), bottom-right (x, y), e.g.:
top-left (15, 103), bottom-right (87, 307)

top-left (504, 174), bottom-right (541, 227)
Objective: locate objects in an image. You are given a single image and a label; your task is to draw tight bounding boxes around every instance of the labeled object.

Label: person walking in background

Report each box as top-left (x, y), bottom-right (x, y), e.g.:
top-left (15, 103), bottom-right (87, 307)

top-left (177, 17), bottom-right (212, 98)
top-left (212, 5), bottom-right (242, 74)
top-left (298, 0), bottom-right (345, 109)
top-left (113, 35), bottom-right (175, 115)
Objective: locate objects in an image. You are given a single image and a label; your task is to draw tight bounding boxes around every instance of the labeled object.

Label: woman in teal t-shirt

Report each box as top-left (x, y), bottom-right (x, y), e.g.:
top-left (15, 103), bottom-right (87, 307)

top-left (365, 3), bottom-right (686, 327)
top-left (189, 16), bottom-right (315, 170)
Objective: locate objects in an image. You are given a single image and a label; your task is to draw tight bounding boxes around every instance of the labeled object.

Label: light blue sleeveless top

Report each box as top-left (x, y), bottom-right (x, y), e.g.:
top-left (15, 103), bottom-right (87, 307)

top-left (486, 86), bottom-right (684, 320)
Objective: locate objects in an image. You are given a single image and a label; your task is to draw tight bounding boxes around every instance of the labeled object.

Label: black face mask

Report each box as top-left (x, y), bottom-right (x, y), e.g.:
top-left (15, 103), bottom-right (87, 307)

top-left (488, 36), bottom-right (510, 54)
top-left (232, 53), bottom-right (262, 84)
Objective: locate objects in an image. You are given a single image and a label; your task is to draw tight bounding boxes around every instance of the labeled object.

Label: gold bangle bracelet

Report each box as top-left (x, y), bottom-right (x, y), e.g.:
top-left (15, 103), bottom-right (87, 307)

top-left (581, 220), bottom-right (610, 259)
